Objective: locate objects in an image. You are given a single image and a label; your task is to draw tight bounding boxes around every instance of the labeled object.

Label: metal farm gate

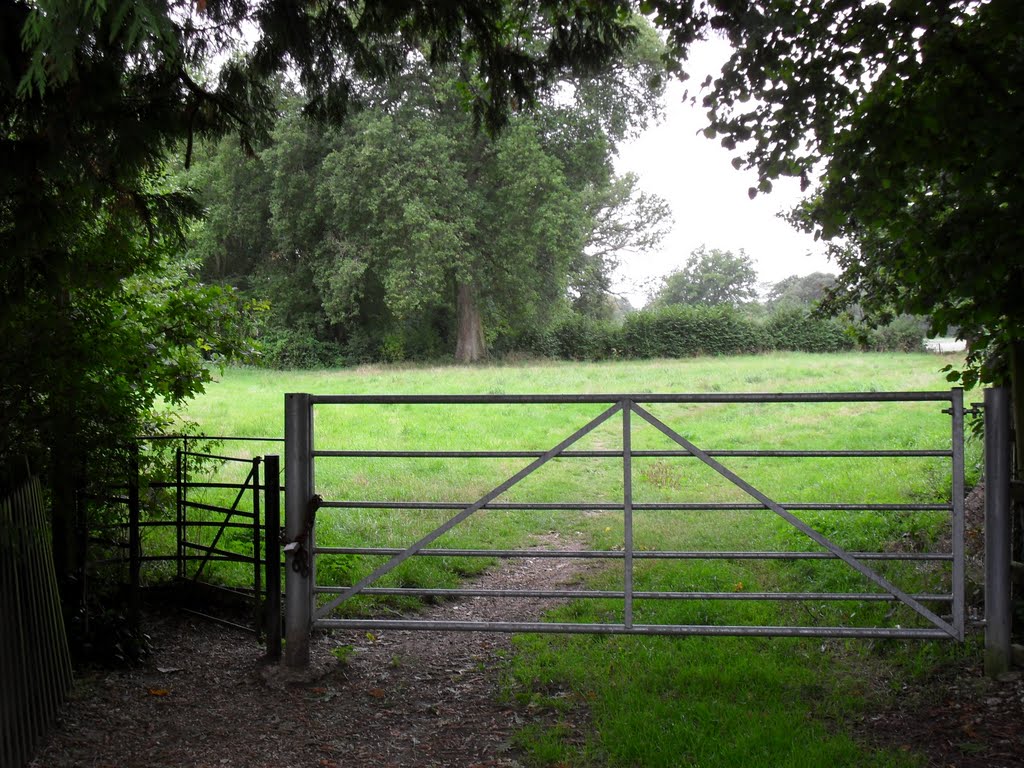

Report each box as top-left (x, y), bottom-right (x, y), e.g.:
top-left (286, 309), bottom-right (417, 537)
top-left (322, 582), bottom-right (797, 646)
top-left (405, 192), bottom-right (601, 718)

top-left (282, 391), bottom-right (966, 667)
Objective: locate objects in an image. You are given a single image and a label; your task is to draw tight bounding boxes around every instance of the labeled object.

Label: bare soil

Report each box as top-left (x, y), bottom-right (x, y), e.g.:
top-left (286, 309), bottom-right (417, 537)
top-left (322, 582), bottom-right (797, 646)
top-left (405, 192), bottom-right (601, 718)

top-left (852, 483), bottom-right (1024, 767)
top-left (855, 660), bottom-right (1024, 768)
top-left (30, 534), bottom-right (591, 768)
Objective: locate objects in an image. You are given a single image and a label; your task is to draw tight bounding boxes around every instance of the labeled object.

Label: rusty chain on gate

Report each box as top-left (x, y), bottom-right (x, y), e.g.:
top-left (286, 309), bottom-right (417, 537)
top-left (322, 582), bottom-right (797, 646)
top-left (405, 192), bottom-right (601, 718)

top-left (285, 494), bottom-right (321, 577)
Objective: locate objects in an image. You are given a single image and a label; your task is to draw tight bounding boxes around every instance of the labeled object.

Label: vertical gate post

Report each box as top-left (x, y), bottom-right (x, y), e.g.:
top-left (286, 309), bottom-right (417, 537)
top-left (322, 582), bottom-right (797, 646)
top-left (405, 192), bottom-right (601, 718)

top-left (284, 393), bottom-right (314, 668)
top-left (950, 388), bottom-right (965, 640)
top-left (128, 443), bottom-right (141, 631)
top-left (251, 456), bottom-right (263, 635)
top-left (264, 455), bottom-right (282, 660)
top-left (175, 447), bottom-right (184, 580)
top-left (985, 386), bottom-right (1012, 677)
top-left (622, 400), bottom-right (633, 629)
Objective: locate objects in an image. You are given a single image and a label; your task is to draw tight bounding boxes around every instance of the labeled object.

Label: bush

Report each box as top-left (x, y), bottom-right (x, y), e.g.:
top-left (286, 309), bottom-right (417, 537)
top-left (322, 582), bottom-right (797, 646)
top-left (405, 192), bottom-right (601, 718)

top-left (621, 305), bottom-right (765, 358)
top-left (547, 314), bottom-right (620, 360)
top-left (865, 315), bottom-right (926, 352)
top-left (765, 307), bottom-right (854, 353)
top-left (259, 327), bottom-right (343, 368)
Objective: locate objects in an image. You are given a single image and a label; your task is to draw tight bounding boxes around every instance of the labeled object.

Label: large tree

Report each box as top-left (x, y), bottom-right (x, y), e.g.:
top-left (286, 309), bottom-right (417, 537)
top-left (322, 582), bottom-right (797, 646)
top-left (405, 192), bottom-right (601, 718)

top-left (184, 19), bottom-right (669, 364)
top-left (2, 0), bottom-right (641, 614)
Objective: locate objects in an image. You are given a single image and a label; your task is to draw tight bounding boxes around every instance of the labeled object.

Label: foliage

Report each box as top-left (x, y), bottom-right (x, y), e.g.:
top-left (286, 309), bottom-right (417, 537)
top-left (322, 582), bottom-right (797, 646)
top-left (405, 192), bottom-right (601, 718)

top-left (621, 305), bottom-right (766, 359)
top-left (512, 305), bottom-right (925, 361)
top-left (861, 315), bottom-right (928, 354)
top-left (649, 246), bottom-right (758, 308)
top-left (767, 272), bottom-right (837, 309)
top-left (544, 313), bottom-right (622, 361)
top-left (321, 104), bottom-right (586, 359)
top-left (643, 0), bottom-right (1022, 390)
top-left (765, 307), bottom-right (854, 354)
top-left (258, 325), bottom-right (345, 370)
top-left (186, 44), bottom-right (669, 364)
top-left (570, 174), bottom-right (672, 319)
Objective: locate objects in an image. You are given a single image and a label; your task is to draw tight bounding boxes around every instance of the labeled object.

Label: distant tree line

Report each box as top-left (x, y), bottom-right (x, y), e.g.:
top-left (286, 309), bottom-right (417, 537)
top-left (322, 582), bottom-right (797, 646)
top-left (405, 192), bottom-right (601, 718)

top-left (198, 221), bottom-right (925, 366)
top-left (514, 254), bottom-right (927, 363)
top-left (189, 117), bottom-right (928, 368)
top-left (182, 25), bottom-right (672, 367)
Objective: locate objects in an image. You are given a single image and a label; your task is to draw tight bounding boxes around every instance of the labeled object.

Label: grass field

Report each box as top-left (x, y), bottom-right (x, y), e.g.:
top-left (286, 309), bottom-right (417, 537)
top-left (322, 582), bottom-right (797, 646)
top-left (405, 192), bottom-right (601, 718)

top-left (178, 352), bottom-right (978, 767)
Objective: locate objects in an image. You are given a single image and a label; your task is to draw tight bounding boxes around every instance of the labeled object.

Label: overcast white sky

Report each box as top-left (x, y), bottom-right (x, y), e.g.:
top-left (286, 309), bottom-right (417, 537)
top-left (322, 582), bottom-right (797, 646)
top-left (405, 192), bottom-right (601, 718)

top-left (611, 40), bottom-right (833, 307)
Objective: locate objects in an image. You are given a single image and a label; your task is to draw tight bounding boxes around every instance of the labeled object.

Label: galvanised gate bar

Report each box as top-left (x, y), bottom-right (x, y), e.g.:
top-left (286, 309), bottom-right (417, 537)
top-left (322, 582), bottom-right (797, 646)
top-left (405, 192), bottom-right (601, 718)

top-left (283, 391), bottom-right (966, 667)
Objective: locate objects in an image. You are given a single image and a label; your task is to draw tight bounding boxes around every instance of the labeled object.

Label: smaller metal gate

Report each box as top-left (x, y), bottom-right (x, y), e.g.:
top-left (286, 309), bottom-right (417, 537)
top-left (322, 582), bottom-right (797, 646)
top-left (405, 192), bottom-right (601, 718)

top-left (169, 447), bottom-right (282, 651)
top-left (283, 391), bottom-right (966, 667)
top-left (175, 449), bottom-right (264, 593)
top-left (81, 441), bottom-right (283, 654)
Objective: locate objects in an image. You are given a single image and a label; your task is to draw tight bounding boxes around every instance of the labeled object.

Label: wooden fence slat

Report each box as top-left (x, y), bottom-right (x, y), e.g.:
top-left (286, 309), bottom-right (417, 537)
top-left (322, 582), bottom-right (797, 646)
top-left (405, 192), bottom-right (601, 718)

top-left (1, 465), bottom-right (72, 768)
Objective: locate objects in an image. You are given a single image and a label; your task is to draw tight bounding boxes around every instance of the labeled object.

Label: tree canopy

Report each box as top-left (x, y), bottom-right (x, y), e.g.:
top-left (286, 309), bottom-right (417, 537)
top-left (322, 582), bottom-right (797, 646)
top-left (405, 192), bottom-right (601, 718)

top-left (1, 0), bottom-right (646, 616)
top-left (650, 246), bottom-right (757, 308)
top-left (644, 0), bottom-right (1022, 387)
top-left (767, 273), bottom-right (836, 309)
top-left (184, 32), bottom-right (669, 364)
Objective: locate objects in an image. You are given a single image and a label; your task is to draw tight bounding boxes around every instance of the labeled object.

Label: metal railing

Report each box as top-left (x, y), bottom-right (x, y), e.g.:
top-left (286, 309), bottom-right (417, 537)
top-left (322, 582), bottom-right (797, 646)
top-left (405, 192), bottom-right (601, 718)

top-left (283, 391), bottom-right (966, 667)
top-left (81, 442), bottom-right (283, 652)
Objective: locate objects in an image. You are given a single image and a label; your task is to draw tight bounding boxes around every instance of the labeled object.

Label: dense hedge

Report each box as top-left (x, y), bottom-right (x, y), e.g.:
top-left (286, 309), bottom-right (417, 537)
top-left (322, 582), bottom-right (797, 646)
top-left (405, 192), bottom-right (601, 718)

top-left (765, 307), bottom-right (855, 353)
top-left (621, 305), bottom-right (766, 358)
top-left (522, 306), bottom-right (912, 362)
top-left (259, 305), bottom-right (928, 367)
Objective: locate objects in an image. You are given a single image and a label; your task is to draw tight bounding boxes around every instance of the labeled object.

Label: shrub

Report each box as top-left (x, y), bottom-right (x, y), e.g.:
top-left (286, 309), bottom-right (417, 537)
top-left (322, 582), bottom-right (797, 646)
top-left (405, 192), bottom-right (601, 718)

top-left (260, 327), bottom-right (343, 368)
top-left (621, 305), bottom-right (765, 358)
top-left (765, 307), bottom-right (854, 353)
top-left (547, 314), bottom-right (620, 360)
top-left (866, 315), bottom-right (926, 352)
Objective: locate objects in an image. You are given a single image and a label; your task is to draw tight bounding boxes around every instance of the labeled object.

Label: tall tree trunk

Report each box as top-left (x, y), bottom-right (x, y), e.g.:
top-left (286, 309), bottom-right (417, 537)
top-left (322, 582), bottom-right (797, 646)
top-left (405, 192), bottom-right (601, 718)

top-left (1010, 342), bottom-right (1024, 479)
top-left (455, 281), bottom-right (486, 363)
top-left (1009, 342), bottom-right (1024, 565)
top-left (49, 291), bottom-right (86, 630)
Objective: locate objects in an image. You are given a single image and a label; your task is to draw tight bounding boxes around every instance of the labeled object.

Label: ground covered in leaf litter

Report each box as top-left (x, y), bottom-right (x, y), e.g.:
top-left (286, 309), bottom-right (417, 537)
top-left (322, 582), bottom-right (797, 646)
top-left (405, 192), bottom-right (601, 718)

top-left (31, 533), bottom-right (591, 768)
top-left (853, 484), bottom-right (1024, 768)
top-left (31, 498), bottom-right (1024, 768)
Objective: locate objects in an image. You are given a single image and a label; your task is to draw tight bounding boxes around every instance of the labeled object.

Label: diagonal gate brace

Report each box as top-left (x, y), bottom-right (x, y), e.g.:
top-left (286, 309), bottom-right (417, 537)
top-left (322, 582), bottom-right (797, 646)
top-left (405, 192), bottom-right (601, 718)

top-left (313, 401), bottom-right (624, 621)
top-left (630, 403), bottom-right (957, 638)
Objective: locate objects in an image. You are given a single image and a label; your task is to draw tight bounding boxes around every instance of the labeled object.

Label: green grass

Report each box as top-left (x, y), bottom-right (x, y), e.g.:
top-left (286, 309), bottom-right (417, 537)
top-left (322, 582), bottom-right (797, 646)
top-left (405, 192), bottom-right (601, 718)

top-left (178, 352), bottom-right (977, 767)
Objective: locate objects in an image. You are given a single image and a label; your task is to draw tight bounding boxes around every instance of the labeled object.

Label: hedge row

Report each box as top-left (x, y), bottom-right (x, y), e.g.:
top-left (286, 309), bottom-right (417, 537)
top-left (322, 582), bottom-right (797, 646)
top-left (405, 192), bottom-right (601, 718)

top-left (523, 305), bottom-right (874, 361)
top-left (261, 306), bottom-right (924, 367)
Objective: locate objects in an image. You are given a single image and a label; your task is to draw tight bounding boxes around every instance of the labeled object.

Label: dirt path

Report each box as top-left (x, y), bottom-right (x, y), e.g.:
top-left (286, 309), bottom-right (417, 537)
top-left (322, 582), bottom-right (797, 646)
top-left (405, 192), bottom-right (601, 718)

top-left (30, 490), bottom-right (1024, 768)
top-left (31, 534), bottom-right (592, 768)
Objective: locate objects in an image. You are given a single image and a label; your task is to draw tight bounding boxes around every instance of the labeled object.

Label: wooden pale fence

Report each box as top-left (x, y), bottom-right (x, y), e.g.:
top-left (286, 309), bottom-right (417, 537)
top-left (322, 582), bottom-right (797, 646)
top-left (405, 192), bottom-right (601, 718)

top-left (1, 460), bottom-right (72, 768)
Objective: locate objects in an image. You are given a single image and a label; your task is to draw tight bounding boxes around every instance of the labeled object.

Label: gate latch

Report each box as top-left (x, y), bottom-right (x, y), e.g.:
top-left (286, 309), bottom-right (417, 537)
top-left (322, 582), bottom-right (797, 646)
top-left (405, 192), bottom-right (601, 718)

top-left (284, 496), bottom-right (321, 577)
